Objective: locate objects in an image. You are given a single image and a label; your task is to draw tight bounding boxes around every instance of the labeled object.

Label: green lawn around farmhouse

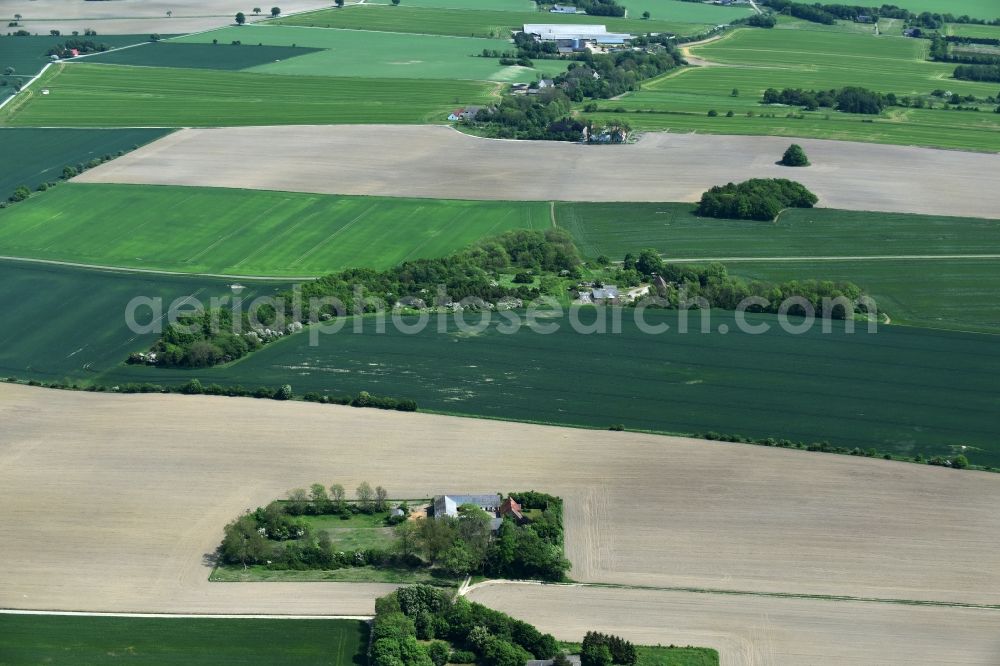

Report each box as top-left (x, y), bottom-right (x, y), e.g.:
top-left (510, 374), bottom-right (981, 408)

top-left (274, 5), bottom-right (712, 38)
top-left (588, 25), bottom-right (1000, 152)
top-left (0, 127), bottom-right (170, 197)
top-left (177, 26), bottom-right (569, 82)
top-left (0, 614), bottom-right (368, 666)
top-left (0, 63), bottom-right (495, 127)
top-left (0, 184), bottom-right (549, 276)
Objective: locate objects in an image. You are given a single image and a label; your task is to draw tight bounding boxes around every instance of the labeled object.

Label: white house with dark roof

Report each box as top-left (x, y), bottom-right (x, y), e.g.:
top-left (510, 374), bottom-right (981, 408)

top-left (433, 493), bottom-right (501, 519)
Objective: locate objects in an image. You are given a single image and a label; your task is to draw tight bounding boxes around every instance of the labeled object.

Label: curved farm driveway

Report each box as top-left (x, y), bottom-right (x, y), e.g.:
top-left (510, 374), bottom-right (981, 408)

top-left (2, 384), bottom-right (1000, 664)
top-left (77, 125), bottom-right (1000, 219)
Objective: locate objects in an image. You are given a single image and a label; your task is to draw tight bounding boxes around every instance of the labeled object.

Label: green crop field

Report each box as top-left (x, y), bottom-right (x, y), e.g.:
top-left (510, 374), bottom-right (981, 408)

top-left (82, 41), bottom-right (324, 71)
top-left (0, 614), bottom-right (368, 665)
top-left (178, 26), bottom-right (569, 82)
top-left (589, 26), bottom-right (1000, 151)
top-left (0, 260), bottom-right (285, 382)
top-left (621, 0), bottom-right (752, 23)
top-left (556, 203), bottom-right (1000, 333)
top-left (0, 127), bottom-right (169, 197)
top-left (556, 203), bottom-right (1000, 260)
top-left (882, 0), bottom-right (1000, 21)
top-left (100, 308), bottom-right (1000, 466)
top-left (274, 5), bottom-right (711, 38)
top-left (0, 63), bottom-right (495, 127)
top-left (369, 0), bottom-right (535, 9)
top-left (727, 258), bottom-right (1000, 334)
top-left (0, 34), bottom-right (157, 81)
top-left (3, 260), bottom-right (998, 465)
top-left (944, 22), bottom-right (1000, 38)
top-left (0, 184), bottom-right (549, 276)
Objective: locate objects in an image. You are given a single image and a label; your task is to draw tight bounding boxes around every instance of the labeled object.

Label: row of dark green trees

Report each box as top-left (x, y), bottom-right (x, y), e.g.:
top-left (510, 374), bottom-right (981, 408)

top-left (371, 586), bottom-right (637, 666)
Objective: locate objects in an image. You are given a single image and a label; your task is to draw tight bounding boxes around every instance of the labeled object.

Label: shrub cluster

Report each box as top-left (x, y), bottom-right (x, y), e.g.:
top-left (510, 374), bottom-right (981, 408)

top-left (372, 587), bottom-right (560, 666)
top-left (696, 178), bottom-right (818, 221)
top-left (762, 86), bottom-right (888, 114)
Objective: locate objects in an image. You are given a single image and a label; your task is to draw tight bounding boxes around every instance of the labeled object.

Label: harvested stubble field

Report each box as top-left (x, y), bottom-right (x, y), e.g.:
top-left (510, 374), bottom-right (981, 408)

top-left (467, 584), bottom-right (1000, 666)
top-left (0, 64), bottom-right (494, 127)
top-left (7, 0), bottom-right (338, 35)
top-left (76, 124), bottom-right (1000, 219)
top-left (593, 26), bottom-right (1000, 152)
top-left (2, 384), bottom-right (1000, 665)
top-left (175, 26), bottom-right (568, 82)
top-left (0, 184), bottom-right (549, 276)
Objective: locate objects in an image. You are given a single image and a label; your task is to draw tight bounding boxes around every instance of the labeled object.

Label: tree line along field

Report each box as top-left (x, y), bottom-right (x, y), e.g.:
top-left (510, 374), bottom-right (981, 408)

top-left (0, 614), bottom-right (368, 665)
top-left (274, 5), bottom-right (713, 39)
top-left (0, 63), bottom-right (495, 127)
top-left (591, 26), bottom-right (1000, 152)
top-left (101, 308), bottom-right (1000, 467)
top-left (0, 184), bottom-right (549, 276)
top-left (0, 127), bottom-right (170, 196)
top-left (175, 26), bottom-right (569, 82)
top-left (82, 41), bottom-right (325, 71)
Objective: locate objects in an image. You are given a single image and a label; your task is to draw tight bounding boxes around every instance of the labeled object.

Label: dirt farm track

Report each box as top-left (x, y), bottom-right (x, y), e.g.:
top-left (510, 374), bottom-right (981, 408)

top-left (2, 384), bottom-right (1000, 665)
top-left (77, 125), bottom-right (1000, 219)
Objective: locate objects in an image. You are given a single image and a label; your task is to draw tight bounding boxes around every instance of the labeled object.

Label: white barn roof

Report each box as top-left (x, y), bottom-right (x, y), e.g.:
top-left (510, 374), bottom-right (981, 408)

top-left (524, 24), bottom-right (610, 39)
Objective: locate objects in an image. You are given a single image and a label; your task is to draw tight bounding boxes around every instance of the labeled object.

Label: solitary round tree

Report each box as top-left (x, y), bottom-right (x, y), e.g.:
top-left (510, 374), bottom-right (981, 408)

top-left (270, 6), bottom-right (281, 17)
top-left (235, 11), bottom-right (246, 24)
top-left (781, 143), bottom-right (810, 167)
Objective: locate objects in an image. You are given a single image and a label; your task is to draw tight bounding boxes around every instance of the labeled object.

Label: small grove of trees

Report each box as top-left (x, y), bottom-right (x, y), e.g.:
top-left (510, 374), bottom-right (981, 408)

top-left (696, 178), bottom-right (818, 221)
top-left (372, 587), bottom-right (560, 666)
top-left (581, 632), bottom-right (637, 666)
top-left (780, 143), bottom-right (810, 167)
top-left (762, 86), bottom-right (888, 114)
